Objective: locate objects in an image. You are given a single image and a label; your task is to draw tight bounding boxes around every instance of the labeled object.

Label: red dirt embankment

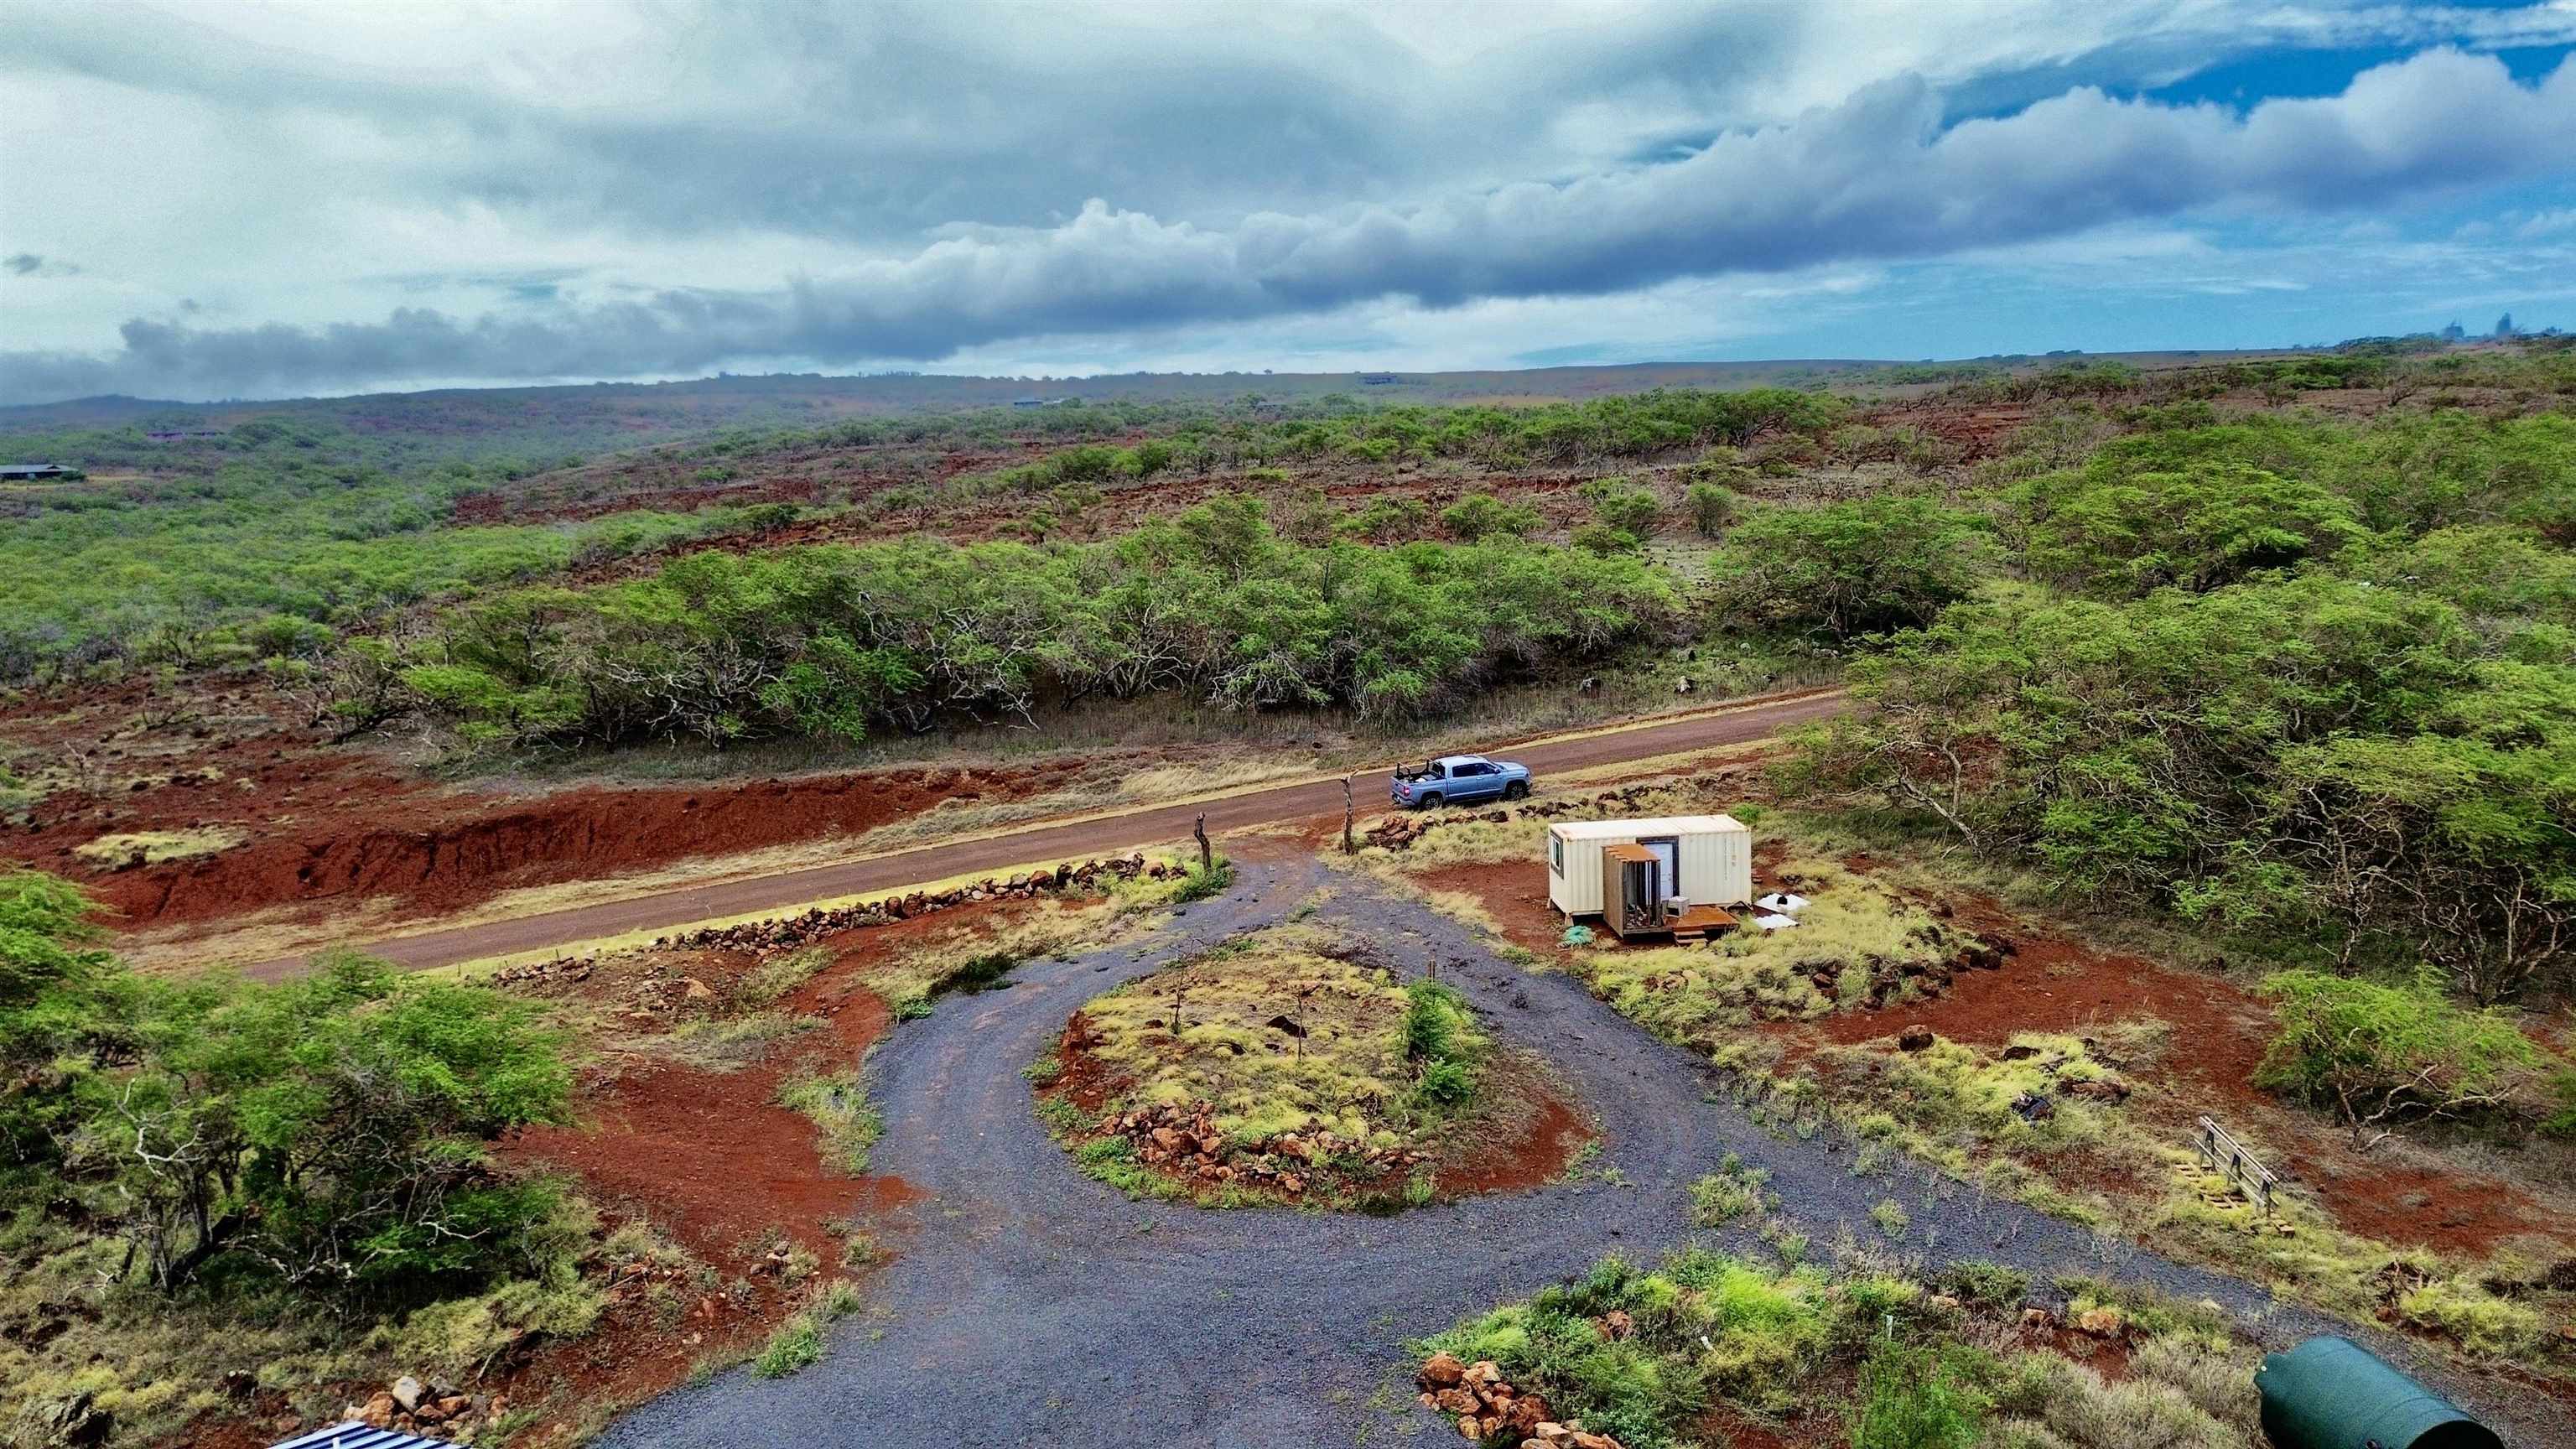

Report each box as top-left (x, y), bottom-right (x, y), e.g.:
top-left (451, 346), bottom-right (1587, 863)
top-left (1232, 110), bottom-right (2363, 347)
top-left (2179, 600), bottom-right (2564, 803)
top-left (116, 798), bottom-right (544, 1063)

top-left (80, 761), bottom-right (1088, 930)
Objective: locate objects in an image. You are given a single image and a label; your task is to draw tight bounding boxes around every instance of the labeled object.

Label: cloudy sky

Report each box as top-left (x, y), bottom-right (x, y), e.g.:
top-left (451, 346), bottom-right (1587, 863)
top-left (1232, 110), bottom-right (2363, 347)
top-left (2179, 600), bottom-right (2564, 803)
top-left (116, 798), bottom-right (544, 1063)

top-left (4, 0), bottom-right (2575, 402)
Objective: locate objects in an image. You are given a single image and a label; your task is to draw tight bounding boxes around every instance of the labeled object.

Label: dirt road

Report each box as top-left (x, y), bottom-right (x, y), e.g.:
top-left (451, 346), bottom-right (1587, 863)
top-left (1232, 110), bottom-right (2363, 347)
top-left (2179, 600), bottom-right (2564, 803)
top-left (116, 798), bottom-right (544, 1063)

top-left (248, 688), bottom-right (1845, 977)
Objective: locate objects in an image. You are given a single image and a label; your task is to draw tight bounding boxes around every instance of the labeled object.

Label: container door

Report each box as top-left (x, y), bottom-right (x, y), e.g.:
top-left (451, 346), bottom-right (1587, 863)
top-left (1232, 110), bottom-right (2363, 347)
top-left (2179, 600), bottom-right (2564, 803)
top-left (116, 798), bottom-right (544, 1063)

top-left (1643, 838), bottom-right (1680, 905)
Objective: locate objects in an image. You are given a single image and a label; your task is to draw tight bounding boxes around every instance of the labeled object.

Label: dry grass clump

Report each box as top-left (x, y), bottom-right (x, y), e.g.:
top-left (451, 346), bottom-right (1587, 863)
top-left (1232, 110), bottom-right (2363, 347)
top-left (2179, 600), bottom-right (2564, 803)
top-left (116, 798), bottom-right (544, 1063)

top-left (1584, 945), bottom-right (1834, 1042)
top-left (871, 897), bottom-right (1122, 1010)
top-left (1816, 1031), bottom-right (2132, 1159)
top-left (1358, 814), bottom-right (1553, 870)
top-left (640, 1010), bottom-right (818, 1072)
top-left (70, 826), bottom-right (248, 867)
top-left (1706, 855), bottom-right (1957, 975)
top-left (1420, 1247), bottom-right (2266, 1449)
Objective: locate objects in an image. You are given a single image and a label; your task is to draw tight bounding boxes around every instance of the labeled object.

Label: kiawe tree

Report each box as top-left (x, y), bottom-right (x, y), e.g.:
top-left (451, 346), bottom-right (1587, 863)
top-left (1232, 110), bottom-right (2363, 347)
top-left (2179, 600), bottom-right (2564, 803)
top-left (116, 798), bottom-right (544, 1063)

top-left (1711, 496), bottom-right (1995, 642)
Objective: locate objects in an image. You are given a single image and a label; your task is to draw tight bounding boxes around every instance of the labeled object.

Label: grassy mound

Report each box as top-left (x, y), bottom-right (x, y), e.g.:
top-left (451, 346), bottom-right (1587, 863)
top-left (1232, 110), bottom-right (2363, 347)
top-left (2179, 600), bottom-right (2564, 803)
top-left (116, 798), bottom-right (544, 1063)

top-left (1031, 926), bottom-right (1529, 1209)
top-left (1418, 1249), bottom-right (2261, 1449)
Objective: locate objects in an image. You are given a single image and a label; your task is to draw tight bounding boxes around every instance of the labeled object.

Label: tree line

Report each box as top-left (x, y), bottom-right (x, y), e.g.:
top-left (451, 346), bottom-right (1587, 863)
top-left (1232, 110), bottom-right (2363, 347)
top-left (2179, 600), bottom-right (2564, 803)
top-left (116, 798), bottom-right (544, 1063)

top-left (368, 496), bottom-right (1681, 748)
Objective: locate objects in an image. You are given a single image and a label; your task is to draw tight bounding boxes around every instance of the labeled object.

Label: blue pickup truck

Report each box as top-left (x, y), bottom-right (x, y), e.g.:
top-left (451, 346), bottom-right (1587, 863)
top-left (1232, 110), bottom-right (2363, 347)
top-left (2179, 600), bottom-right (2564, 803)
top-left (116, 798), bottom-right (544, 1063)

top-left (1389, 754), bottom-right (1533, 810)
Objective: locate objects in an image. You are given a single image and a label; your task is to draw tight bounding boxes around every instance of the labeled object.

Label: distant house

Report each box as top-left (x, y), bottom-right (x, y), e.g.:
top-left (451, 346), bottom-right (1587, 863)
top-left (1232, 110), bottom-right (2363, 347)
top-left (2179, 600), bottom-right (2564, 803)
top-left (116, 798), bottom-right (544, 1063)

top-left (1011, 396), bottom-right (1048, 408)
top-left (144, 428), bottom-right (227, 441)
top-left (1358, 372), bottom-right (1401, 386)
top-left (0, 463), bottom-right (84, 482)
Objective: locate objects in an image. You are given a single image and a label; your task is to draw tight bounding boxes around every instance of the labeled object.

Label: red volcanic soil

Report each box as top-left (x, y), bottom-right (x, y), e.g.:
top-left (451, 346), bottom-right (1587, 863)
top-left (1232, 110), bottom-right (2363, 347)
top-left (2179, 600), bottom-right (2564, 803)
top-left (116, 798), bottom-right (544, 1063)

top-left (502, 902), bottom-right (1020, 1261)
top-left (1435, 1088), bottom-right (1592, 1197)
top-left (506, 989), bottom-right (894, 1267)
top-left (1, 668), bottom-right (1090, 937)
top-left (95, 761), bottom-right (1084, 930)
top-left (1784, 909), bottom-right (2275, 1109)
top-left (1415, 859), bottom-right (1571, 957)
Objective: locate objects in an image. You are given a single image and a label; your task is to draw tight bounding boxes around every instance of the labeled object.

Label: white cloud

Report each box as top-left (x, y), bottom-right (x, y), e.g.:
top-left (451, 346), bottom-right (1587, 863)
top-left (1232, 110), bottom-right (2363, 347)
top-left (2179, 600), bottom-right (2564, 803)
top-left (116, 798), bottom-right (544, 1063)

top-left (3, 3), bottom-right (2573, 399)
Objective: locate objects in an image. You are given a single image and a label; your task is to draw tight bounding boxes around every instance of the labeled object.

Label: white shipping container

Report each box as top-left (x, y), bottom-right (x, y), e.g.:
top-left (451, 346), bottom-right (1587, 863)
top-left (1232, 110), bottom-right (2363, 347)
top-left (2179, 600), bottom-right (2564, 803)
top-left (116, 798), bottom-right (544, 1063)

top-left (1545, 815), bottom-right (1753, 918)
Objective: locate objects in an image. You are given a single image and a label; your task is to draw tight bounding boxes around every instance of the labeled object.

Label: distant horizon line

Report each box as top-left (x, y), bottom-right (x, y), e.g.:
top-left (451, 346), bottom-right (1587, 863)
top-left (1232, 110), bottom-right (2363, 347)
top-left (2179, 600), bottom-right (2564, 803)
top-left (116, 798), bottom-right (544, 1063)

top-left (8, 339), bottom-right (2485, 414)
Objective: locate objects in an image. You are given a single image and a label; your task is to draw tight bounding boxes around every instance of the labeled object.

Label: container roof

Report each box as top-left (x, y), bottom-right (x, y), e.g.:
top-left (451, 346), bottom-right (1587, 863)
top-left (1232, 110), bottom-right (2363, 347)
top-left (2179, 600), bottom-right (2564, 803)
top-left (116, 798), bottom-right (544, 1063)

top-left (1548, 814), bottom-right (1746, 839)
top-left (269, 1427), bottom-right (454, 1449)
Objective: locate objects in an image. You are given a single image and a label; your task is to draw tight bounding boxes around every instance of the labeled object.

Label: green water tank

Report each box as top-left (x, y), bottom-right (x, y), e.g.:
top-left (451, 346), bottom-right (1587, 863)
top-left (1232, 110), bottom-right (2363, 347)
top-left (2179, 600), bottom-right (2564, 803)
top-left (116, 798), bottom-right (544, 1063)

top-left (2257, 1337), bottom-right (2502, 1449)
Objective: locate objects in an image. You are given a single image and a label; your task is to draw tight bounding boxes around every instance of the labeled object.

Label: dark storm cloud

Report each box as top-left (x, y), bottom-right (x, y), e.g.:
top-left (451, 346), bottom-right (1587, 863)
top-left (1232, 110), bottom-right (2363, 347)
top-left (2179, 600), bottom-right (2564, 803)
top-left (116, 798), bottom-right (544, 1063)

top-left (5, 253), bottom-right (80, 278)
top-left (4, 43), bottom-right (2572, 401)
top-left (3, 1), bottom-right (1812, 242)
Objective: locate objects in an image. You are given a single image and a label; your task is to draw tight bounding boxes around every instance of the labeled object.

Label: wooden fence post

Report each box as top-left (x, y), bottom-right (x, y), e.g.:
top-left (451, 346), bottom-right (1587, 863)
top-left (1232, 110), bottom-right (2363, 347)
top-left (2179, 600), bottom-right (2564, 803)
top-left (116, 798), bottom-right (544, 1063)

top-left (1193, 813), bottom-right (1212, 874)
top-left (1342, 778), bottom-right (1355, 854)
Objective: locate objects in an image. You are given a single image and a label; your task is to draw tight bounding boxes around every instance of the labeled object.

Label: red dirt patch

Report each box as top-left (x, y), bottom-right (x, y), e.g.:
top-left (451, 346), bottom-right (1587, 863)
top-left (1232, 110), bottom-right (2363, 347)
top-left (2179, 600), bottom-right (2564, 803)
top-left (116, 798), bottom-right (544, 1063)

top-left (1781, 927), bottom-right (2274, 1114)
top-left (39, 757), bottom-right (1088, 933)
top-left (504, 985), bottom-right (891, 1265)
top-left (2278, 1157), bottom-right (2564, 1257)
top-left (1414, 860), bottom-right (1570, 956)
top-left (1434, 1088), bottom-right (1592, 1197)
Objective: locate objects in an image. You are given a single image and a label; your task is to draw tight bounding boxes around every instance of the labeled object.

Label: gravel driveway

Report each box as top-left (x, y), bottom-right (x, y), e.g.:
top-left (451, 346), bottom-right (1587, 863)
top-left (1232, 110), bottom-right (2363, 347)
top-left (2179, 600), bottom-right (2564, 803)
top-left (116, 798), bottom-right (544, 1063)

top-left (597, 857), bottom-right (2547, 1448)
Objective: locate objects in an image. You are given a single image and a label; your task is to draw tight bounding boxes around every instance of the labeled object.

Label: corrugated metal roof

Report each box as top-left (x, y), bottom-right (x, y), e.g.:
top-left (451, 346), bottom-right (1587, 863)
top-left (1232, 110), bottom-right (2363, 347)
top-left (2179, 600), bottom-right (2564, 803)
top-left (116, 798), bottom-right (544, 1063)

top-left (1547, 814), bottom-right (1746, 840)
top-left (268, 1426), bottom-right (453, 1449)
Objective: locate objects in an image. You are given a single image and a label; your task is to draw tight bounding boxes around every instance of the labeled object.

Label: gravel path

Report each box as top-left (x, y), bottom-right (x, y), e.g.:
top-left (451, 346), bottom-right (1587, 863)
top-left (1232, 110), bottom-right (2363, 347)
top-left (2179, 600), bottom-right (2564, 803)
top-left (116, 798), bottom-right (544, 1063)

top-left (597, 857), bottom-right (2547, 1448)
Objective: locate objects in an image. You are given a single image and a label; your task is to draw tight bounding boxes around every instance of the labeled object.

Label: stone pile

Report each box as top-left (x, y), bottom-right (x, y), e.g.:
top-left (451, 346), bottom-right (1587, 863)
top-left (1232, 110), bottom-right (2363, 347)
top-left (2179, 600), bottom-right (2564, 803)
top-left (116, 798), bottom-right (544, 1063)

top-left (338, 1374), bottom-right (506, 1441)
top-left (1415, 1352), bottom-right (1625, 1448)
top-left (1109, 1098), bottom-right (1421, 1197)
top-left (492, 853), bottom-right (1169, 983)
top-left (660, 853), bottom-right (1161, 954)
top-left (1797, 931), bottom-right (2012, 1012)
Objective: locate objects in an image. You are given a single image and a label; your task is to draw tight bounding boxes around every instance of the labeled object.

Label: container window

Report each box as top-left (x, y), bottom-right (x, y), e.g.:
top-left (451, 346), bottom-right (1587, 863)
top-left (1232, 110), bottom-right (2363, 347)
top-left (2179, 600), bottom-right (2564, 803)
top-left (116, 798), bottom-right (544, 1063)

top-left (1550, 835), bottom-right (1564, 875)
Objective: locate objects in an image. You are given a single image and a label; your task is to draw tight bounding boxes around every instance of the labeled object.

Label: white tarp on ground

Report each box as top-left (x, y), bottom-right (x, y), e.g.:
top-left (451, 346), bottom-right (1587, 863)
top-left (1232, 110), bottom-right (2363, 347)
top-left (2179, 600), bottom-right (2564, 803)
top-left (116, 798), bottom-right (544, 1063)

top-left (1754, 912), bottom-right (1799, 931)
top-left (1756, 892), bottom-right (1809, 914)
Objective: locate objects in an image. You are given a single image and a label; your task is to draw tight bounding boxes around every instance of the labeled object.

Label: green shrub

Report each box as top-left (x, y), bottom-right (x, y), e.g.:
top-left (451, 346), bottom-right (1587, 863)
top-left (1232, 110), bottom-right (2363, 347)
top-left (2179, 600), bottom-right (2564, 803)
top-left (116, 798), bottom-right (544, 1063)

top-left (1870, 1199), bottom-right (1911, 1240)
top-left (1571, 522), bottom-right (1643, 555)
top-left (1402, 979), bottom-right (1463, 1061)
top-left (1688, 1153), bottom-right (1772, 1225)
top-left (1932, 1261), bottom-right (2030, 1308)
top-left (1441, 493), bottom-right (1541, 541)
top-left (2257, 968), bottom-right (2550, 1147)
top-left (1846, 1343), bottom-right (1991, 1449)
top-left (1413, 1057), bottom-right (1476, 1106)
top-left (1712, 496), bottom-right (1995, 641)
top-left (1684, 480), bottom-right (1739, 537)
top-left (65, 949), bottom-right (573, 1295)
top-left (403, 518), bottom-right (1680, 745)
top-left (1336, 496), bottom-right (1428, 542)
top-left (751, 1313), bottom-right (824, 1378)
